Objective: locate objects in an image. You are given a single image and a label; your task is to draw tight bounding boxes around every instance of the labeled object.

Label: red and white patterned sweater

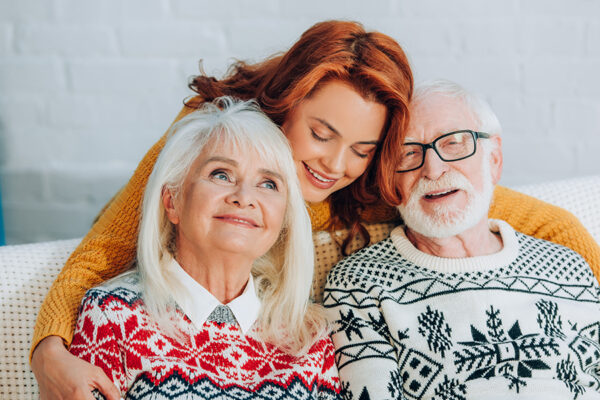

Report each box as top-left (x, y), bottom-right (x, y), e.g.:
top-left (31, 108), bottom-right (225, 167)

top-left (69, 272), bottom-right (341, 400)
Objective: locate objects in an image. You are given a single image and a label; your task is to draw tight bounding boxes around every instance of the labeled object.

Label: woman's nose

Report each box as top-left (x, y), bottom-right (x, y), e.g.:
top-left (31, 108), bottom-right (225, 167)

top-left (322, 145), bottom-right (347, 175)
top-left (225, 183), bottom-right (255, 208)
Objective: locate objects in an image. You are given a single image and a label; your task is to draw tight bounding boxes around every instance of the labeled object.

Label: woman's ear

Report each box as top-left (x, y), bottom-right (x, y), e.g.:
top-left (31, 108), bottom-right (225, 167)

top-left (162, 187), bottom-right (180, 225)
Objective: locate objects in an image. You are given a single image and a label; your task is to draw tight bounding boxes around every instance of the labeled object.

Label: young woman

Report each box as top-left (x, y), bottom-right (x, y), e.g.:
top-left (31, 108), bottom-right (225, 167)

top-left (31, 20), bottom-right (599, 400)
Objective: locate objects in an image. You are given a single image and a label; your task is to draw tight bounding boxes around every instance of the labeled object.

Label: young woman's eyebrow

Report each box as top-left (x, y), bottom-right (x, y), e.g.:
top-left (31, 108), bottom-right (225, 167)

top-left (312, 117), bottom-right (379, 145)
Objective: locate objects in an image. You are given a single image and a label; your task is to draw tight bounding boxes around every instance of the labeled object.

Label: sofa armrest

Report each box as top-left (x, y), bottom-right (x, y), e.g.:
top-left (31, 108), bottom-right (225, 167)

top-left (0, 238), bottom-right (81, 399)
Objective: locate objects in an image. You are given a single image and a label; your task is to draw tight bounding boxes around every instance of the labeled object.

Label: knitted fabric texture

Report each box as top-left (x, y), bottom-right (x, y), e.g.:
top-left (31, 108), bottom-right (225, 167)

top-left (69, 273), bottom-right (341, 400)
top-left (324, 221), bottom-right (600, 400)
top-left (31, 98), bottom-right (600, 358)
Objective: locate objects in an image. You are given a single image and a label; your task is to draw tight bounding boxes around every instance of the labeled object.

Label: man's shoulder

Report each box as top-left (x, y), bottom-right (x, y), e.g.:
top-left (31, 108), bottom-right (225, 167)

top-left (326, 237), bottom-right (406, 286)
top-left (512, 228), bottom-right (595, 282)
top-left (515, 229), bottom-right (589, 264)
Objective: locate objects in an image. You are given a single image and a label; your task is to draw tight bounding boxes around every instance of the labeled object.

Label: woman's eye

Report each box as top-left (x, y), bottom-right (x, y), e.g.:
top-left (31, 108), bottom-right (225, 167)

top-left (352, 148), bottom-right (369, 159)
top-left (352, 145), bottom-right (376, 159)
top-left (260, 180), bottom-right (278, 191)
top-left (210, 170), bottom-right (231, 182)
top-left (311, 129), bottom-right (329, 142)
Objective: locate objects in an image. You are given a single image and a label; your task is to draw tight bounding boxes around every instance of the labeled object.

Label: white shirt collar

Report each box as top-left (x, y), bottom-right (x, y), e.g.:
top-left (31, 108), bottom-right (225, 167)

top-left (168, 259), bottom-right (261, 333)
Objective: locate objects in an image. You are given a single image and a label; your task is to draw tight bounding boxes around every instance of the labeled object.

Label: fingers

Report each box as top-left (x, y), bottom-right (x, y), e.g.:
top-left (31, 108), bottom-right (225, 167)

top-left (91, 366), bottom-right (121, 400)
top-left (71, 387), bottom-right (97, 400)
top-left (31, 336), bottom-right (121, 400)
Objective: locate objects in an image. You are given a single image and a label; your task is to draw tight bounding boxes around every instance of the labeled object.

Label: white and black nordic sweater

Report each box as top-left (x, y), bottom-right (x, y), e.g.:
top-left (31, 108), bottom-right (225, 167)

top-left (324, 219), bottom-right (600, 400)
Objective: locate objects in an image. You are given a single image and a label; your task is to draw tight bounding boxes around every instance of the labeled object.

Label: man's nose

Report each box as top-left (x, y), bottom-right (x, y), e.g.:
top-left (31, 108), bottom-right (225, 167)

top-left (421, 147), bottom-right (449, 180)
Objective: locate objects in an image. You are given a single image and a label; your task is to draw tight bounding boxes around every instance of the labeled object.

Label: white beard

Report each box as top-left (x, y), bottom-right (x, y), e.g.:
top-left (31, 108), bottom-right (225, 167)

top-left (396, 156), bottom-right (494, 239)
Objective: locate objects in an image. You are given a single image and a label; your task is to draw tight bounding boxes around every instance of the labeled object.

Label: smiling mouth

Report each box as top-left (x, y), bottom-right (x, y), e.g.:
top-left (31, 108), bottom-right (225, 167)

top-left (304, 163), bottom-right (336, 183)
top-left (215, 215), bottom-right (259, 227)
top-left (424, 189), bottom-right (459, 200)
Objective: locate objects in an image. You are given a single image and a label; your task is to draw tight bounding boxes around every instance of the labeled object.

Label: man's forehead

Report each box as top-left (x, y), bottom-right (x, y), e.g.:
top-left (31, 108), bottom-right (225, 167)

top-left (406, 95), bottom-right (478, 142)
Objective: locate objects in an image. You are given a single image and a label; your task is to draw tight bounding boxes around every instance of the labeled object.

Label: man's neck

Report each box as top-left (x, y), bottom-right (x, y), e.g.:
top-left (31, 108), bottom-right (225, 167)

top-left (404, 218), bottom-right (503, 258)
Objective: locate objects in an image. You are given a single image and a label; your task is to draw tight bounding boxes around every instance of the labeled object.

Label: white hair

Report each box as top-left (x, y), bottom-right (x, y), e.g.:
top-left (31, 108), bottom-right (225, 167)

top-left (397, 150), bottom-right (495, 238)
top-left (137, 96), bottom-right (325, 355)
top-left (398, 79), bottom-right (501, 236)
top-left (413, 79), bottom-right (502, 143)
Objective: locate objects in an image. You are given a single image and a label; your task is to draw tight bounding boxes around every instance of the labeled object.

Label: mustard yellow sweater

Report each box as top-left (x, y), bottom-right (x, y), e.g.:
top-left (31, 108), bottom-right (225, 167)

top-left (31, 99), bottom-right (600, 359)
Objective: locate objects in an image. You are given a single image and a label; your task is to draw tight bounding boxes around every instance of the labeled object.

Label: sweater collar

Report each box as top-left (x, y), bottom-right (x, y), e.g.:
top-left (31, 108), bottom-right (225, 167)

top-left (390, 219), bottom-right (519, 273)
top-left (168, 259), bottom-right (261, 333)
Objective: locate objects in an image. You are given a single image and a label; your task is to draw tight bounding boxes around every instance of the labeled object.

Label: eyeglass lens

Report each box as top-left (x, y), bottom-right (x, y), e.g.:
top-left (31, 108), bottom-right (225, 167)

top-left (397, 131), bottom-right (476, 171)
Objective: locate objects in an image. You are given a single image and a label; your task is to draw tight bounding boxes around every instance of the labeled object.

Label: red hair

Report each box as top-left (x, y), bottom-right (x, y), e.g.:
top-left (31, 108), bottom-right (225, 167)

top-left (188, 20), bottom-right (413, 254)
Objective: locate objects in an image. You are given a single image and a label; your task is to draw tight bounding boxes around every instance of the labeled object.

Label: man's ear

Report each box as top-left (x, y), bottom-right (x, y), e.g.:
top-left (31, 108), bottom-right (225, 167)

top-left (162, 187), bottom-right (180, 225)
top-left (489, 135), bottom-right (503, 184)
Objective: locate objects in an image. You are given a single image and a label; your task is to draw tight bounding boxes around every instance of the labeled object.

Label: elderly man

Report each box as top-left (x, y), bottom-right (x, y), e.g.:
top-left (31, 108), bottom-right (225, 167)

top-left (324, 80), bottom-right (600, 400)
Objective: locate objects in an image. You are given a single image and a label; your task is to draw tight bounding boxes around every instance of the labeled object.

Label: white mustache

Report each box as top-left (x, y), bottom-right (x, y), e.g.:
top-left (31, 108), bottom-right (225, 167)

top-left (410, 170), bottom-right (474, 200)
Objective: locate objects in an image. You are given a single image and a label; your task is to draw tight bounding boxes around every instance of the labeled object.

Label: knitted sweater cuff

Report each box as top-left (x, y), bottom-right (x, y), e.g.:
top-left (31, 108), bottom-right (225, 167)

top-left (30, 320), bottom-right (73, 363)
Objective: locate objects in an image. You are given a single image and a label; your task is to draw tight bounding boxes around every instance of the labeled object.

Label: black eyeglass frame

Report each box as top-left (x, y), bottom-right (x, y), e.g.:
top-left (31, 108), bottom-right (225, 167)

top-left (396, 130), bottom-right (491, 173)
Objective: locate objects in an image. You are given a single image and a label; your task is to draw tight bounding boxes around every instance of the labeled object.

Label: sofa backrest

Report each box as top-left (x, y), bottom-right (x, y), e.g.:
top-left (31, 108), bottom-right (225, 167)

top-left (0, 175), bottom-right (598, 399)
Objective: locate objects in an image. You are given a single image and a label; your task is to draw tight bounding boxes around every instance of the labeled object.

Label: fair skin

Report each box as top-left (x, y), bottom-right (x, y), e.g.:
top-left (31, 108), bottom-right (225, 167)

top-left (32, 79), bottom-right (388, 399)
top-left (283, 80), bottom-right (387, 203)
top-left (163, 141), bottom-right (287, 303)
top-left (396, 94), bottom-right (503, 258)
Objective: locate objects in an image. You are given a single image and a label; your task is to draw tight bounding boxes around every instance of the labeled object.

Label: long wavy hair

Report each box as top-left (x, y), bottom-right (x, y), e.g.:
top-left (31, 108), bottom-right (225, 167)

top-left (138, 97), bottom-right (324, 355)
top-left (187, 20), bottom-right (413, 254)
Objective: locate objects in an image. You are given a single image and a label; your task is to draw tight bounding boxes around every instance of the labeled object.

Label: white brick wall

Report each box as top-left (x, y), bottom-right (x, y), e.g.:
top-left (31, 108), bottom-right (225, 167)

top-left (1, 0), bottom-right (599, 244)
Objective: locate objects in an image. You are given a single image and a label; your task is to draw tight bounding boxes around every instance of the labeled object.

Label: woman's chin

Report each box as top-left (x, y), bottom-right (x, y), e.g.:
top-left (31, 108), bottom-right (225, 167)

top-left (301, 185), bottom-right (334, 204)
top-left (209, 234), bottom-right (275, 260)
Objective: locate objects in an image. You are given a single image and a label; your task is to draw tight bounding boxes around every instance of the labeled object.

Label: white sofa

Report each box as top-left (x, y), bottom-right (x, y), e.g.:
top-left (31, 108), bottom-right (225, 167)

top-left (1, 175), bottom-right (599, 399)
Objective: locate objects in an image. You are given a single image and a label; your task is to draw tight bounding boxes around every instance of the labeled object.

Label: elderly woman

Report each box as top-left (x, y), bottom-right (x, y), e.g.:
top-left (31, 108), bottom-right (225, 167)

top-left (68, 97), bottom-right (340, 399)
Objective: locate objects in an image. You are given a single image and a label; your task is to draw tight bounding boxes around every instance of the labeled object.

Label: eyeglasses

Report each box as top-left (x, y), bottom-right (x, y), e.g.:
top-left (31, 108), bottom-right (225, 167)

top-left (396, 130), bottom-right (491, 173)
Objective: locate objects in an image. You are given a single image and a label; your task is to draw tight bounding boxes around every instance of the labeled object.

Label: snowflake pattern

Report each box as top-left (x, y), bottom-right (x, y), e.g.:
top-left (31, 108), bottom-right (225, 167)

top-left (454, 306), bottom-right (558, 392)
top-left (70, 275), bottom-right (341, 400)
top-left (335, 309), bottom-right (368, 341)
top-left (417, 306), bottom-right (452, 358)
top-left (324, 224), bottom-right (600, 399)
top-left (536, 299), bottom-right (566, 339)
top-left (556, 355), bottom-right (586, 399)
top-left (432, 375), bottom-right (467, 400)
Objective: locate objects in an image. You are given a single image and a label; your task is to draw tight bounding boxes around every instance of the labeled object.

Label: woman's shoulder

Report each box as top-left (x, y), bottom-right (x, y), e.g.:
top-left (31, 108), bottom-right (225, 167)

top-left (82, 270), bottom-right (143, 309)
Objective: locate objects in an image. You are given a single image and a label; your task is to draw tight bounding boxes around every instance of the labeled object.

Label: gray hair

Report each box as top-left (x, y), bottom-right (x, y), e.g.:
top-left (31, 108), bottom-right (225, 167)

top-left (137, 96), bottom-right (325, 355)
top-left (413, 79), bottom-right (502, 141)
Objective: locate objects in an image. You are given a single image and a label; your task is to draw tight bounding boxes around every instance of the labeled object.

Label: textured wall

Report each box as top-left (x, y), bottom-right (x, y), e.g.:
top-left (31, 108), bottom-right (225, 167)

top-left (1, 0), bottom-right (599, 243)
